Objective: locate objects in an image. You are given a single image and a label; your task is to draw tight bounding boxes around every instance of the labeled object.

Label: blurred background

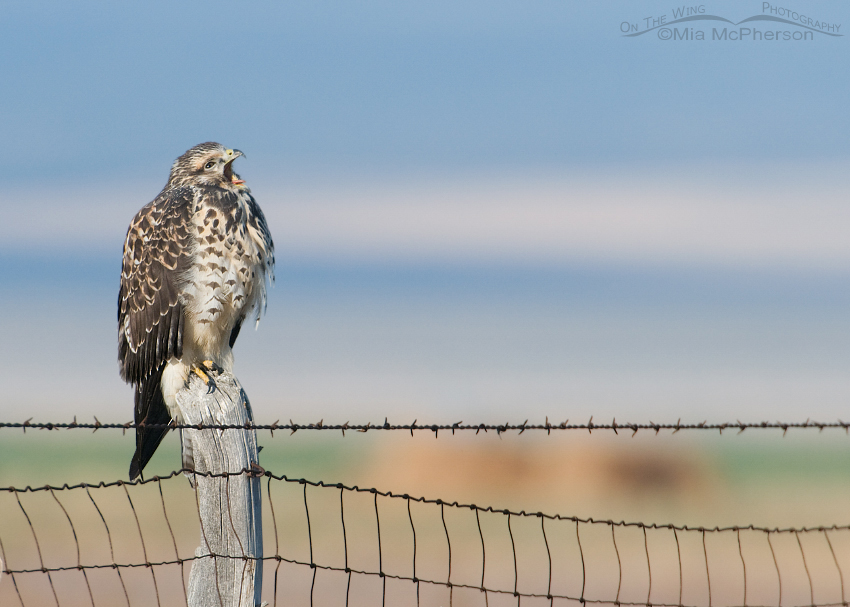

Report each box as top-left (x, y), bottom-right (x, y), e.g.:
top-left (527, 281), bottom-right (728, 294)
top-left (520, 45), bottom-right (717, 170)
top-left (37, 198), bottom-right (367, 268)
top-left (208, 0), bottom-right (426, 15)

top-left (2, 0), bottom-right (849, 424)
top-left (1, 5), bottom-right (850, 596)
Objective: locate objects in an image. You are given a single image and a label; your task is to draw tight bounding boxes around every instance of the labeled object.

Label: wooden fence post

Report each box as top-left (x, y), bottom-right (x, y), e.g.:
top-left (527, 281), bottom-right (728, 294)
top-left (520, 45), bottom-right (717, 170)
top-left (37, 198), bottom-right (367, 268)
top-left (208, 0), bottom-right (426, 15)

top-left (175, 370), bottom-right (264, 607)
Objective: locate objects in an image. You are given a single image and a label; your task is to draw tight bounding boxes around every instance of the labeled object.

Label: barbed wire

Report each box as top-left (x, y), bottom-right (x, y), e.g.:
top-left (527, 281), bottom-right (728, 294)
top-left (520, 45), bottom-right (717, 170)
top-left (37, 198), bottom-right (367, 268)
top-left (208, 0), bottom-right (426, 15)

top-left (2, 416), bottom-right (850, 436)
top-left (2, 468), bottom-right (849, 607)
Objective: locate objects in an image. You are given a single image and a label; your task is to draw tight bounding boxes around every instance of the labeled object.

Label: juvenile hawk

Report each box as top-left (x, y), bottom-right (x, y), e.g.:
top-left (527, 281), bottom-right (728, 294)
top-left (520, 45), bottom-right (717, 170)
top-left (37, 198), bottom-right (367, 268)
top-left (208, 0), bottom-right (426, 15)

top-left (118, 142), bottom-right (274, 479)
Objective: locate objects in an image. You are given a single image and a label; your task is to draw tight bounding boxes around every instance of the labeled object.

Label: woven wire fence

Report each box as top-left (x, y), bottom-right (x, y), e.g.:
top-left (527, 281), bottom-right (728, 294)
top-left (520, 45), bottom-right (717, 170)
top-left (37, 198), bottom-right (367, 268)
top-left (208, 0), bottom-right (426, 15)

top-left (1, 419), bottom-right (849, 607)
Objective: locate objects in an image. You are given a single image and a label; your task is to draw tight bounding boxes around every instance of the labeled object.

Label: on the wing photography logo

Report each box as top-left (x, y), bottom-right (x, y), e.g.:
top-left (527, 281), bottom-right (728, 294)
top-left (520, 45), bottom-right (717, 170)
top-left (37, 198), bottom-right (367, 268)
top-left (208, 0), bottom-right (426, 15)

top-left (621, 3), bottom-right (842, 41)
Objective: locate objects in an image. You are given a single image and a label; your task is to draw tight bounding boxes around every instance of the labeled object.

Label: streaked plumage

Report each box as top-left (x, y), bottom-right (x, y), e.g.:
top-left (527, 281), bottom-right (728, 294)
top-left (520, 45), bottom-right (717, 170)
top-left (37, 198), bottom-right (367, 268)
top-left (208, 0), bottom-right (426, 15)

top-left (118, 142), bottom-right (274, 479)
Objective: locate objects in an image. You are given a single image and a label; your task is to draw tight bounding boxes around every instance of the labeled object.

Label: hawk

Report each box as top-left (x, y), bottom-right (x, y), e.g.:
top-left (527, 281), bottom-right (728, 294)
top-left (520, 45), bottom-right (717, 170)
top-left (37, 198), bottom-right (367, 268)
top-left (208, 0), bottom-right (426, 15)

top-left (118, 142), bottom-right (274, 480)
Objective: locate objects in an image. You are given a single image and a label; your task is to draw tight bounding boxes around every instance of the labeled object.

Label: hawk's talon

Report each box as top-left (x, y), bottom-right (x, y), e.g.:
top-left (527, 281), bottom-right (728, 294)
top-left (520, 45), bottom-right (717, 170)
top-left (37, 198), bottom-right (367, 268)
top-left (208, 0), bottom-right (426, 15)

top-left (191, 366), bottom-right (217, 393)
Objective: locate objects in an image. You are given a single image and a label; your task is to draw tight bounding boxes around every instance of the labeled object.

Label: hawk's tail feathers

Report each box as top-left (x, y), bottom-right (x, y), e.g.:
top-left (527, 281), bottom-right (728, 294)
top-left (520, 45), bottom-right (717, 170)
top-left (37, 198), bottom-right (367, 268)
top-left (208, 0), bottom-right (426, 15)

top-left (129, 365), bottom-right (172, 480)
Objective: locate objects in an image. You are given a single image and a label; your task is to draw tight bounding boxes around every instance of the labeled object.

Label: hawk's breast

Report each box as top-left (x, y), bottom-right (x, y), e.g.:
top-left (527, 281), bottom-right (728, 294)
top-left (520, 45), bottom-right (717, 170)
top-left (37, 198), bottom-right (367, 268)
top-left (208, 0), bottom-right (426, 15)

top-left (180, 187), bottom-right (271, 362)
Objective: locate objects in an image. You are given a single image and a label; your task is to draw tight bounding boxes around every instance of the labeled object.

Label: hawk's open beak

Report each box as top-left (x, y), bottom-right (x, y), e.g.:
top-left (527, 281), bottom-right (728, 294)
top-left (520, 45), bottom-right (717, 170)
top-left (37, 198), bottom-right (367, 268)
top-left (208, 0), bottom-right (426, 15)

top-left (224, 149), bottom-right (245, 185)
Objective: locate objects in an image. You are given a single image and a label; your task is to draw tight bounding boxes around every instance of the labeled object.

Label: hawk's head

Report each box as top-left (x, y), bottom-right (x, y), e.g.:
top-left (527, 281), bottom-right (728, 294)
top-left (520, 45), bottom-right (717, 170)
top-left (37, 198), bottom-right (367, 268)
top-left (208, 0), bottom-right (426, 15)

top-left (166, 142), bottom-right (247, 190)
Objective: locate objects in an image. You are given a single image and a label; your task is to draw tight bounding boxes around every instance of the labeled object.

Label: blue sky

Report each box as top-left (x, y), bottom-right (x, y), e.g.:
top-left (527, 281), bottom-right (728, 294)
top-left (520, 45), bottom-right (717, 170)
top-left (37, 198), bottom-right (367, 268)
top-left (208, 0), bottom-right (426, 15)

top-left (1, 1), bottom-right (849, 423)
top-left (2, 1), bottom-right (847, 182)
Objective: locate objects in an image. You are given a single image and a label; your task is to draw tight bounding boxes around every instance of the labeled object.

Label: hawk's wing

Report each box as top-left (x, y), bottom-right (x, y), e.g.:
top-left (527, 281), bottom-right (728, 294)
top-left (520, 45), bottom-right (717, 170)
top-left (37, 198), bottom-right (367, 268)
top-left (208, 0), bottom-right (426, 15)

top-left (244, 191), bottom-right (276, 316)
top-left (118, 187), bottom-right (194, 478)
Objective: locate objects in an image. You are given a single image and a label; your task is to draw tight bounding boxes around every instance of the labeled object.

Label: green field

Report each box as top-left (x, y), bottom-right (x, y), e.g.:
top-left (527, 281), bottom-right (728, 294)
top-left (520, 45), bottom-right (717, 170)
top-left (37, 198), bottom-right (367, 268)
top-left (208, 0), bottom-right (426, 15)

top-left (3, 428), bottom-right (848, 528)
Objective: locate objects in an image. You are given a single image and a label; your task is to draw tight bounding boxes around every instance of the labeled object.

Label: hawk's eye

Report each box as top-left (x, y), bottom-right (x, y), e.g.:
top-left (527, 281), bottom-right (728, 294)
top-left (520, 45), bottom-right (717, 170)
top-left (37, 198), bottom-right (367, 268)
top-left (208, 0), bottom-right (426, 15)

top-left (204, 161), bottom-right (216, 170)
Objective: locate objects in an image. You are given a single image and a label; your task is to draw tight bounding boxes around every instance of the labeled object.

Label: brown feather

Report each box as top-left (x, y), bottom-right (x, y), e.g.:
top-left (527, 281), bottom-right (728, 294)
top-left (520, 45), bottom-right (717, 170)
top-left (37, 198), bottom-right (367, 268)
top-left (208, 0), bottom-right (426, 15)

top-left (119, 188), bottom-right (194, 479)
top-left (118, 188), bottom-right (194, 386)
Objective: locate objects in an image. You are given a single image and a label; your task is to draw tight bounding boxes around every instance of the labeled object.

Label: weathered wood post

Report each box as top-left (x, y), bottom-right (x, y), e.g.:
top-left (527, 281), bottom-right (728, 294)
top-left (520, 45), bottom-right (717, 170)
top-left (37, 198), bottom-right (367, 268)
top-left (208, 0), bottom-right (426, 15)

top-left (175, 371), bottom-right (263, 607)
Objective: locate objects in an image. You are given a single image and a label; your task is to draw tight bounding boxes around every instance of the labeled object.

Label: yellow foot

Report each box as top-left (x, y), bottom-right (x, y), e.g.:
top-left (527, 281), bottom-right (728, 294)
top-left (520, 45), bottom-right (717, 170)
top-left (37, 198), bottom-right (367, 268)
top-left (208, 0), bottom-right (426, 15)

top-left (191, 364), bottom-right (217, 394)
top-left (201, 360), bottom-right (224, 373)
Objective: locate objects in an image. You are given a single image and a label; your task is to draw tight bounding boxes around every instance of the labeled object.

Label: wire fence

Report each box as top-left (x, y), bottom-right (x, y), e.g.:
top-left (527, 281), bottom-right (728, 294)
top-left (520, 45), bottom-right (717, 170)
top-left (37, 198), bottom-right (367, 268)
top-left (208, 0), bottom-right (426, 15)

top-left (1, 419), bottom-right (849, 606)
top-left (2, 472), bottom-right (850, 606)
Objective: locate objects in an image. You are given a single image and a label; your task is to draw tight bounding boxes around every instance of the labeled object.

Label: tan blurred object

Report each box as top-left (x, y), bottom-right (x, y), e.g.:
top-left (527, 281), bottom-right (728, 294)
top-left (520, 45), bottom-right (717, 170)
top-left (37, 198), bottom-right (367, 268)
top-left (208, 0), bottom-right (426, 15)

top-left (368, 435), bottom-right (719, 518)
